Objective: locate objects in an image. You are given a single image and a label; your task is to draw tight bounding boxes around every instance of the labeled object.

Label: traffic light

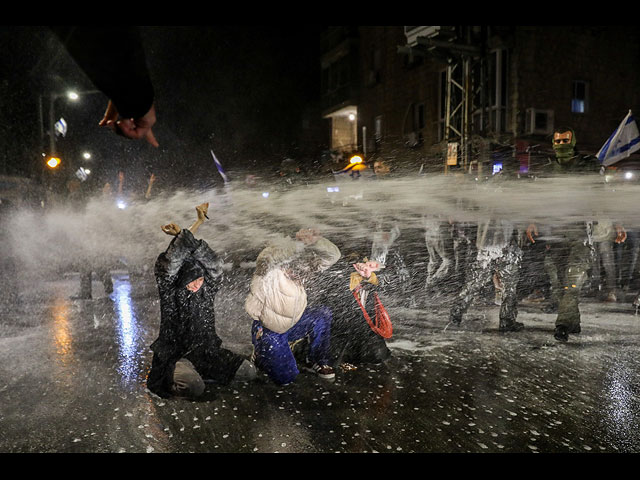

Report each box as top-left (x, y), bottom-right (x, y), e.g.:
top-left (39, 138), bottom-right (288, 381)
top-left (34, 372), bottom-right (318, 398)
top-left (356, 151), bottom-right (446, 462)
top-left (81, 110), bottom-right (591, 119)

top-left (46, 156), bottom-right (61, 169)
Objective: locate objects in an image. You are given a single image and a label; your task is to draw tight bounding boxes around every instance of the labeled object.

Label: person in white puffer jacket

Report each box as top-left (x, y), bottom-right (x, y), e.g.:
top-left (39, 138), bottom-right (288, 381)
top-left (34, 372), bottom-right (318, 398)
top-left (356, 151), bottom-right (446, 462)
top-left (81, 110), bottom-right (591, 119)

top-left (245, 228), bottom-right (341, 385)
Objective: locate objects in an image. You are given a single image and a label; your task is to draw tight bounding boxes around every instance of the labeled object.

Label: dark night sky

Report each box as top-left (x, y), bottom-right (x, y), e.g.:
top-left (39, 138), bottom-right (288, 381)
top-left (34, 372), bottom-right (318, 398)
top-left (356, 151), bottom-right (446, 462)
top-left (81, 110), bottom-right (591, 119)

top-left (0, 25), bottom-right (326, 191)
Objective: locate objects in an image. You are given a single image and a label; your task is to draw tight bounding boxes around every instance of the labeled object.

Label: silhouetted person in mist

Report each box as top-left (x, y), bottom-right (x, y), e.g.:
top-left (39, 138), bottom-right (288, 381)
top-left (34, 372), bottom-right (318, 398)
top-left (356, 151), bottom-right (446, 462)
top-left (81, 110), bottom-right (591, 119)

top-left (66, 178), bottom-right (113, 300)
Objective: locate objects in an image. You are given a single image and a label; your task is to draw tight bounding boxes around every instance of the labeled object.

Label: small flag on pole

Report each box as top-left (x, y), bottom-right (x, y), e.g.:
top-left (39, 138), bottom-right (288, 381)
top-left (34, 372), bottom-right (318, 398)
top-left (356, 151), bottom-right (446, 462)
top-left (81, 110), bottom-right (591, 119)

top-left (596, 110), bottom-right (640, 166)
top-left (54, 117), bottom-right (68, 137)
top-left (210, 150), bottom-right (229, 183)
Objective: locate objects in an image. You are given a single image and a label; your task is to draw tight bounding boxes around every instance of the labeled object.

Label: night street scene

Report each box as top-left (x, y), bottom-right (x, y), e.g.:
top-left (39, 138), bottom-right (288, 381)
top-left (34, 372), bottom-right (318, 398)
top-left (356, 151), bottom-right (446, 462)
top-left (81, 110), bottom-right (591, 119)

top-left (2, 25), bottom-right (640, 459)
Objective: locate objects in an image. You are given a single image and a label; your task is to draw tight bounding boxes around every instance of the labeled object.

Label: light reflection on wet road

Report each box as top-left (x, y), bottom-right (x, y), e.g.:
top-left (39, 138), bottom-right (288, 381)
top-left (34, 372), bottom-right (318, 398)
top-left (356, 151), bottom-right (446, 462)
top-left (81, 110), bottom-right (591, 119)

top-left (112, 278), bottom-right (140, 387)
top-left (1, 270), bottom-right (640, 453)
top-left (51, 298), bottom-right (73, 364)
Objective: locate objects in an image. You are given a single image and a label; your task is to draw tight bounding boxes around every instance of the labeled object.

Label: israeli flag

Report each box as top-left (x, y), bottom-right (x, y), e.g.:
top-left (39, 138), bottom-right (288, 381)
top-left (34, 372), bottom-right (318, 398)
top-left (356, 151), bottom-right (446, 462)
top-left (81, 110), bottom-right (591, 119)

top-left (210, 150), bottom-right (229, 183)
top-left (597, 110), bottom-right (640, 166)
top-left (54, 117), bottom-right (67, 137)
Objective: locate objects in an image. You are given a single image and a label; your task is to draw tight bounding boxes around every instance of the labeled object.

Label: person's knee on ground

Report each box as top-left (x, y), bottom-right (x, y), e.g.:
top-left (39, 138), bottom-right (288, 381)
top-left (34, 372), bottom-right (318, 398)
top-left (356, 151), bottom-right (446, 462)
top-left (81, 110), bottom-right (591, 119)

top-left (252, 326), bottom-right (300, 385)
top-left (255, 356), bottom-right (298, 385)
top-left (172, 359), bottom-right (205, 398)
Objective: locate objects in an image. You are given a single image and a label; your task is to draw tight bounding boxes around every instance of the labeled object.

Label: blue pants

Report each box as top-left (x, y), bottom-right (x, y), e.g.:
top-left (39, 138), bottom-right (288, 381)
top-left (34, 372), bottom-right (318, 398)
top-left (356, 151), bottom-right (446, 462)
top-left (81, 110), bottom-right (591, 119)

top-left (251, 305), bottom-right (332, 385)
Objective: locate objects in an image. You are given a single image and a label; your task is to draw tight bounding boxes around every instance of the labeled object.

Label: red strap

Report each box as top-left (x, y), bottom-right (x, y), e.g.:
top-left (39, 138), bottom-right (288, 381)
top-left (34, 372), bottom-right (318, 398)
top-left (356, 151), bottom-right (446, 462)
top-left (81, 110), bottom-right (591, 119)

top-left (352, 287), bottom-right (393, 338)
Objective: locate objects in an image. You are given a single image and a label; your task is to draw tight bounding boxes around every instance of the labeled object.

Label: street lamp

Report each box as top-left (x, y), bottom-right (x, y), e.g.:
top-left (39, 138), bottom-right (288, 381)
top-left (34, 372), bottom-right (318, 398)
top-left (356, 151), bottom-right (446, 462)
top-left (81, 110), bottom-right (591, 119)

top-left (38, 88), bottom-right (101, 156)
top-left (46, 156), bottom-right (61, 169)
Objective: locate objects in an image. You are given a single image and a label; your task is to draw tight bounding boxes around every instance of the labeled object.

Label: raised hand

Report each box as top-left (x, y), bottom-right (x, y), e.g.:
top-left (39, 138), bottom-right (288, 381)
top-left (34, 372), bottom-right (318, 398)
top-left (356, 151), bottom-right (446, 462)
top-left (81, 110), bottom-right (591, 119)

top-left (161, 223), bottom-right (181, 236)
top-left (195, 203), bottom-right (210, 222)
top-left (99, 100), bottom-right (159, 148)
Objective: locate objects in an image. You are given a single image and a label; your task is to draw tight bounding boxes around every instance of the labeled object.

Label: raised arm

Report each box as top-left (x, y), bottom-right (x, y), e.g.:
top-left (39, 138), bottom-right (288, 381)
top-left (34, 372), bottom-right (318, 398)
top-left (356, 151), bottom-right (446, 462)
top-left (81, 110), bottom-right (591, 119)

top-left (294, 229), bottom-right (341, 273)
top-left (188, 203), bottom-right (209, 235)
top-left (155, 226), bottom-right (199, 280)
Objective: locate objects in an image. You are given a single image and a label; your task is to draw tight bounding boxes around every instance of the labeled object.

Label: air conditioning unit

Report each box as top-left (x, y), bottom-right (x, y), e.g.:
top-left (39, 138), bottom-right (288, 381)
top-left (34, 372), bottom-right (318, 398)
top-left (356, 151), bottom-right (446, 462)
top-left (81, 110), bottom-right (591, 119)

top-left (404, 26), bottom-right (441, 47)
top-left (525, 108), bottom-right (554, 135)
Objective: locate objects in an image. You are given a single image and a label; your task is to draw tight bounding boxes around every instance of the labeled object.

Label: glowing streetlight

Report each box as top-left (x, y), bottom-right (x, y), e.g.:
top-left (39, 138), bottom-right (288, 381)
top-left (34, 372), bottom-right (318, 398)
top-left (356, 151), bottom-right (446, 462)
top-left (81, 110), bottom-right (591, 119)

top-left (39, 88), bottom-right (101, 155)
top-left (46, 156), bottom-right (61, 169)
top-left (82, 152), bottom-right (91, 160)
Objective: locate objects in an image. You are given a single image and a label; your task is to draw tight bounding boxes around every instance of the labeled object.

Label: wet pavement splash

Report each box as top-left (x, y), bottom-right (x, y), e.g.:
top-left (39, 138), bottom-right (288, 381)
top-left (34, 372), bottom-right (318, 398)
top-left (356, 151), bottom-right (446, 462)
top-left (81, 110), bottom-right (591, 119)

top-left (1, 269), bottom-right (640, 454)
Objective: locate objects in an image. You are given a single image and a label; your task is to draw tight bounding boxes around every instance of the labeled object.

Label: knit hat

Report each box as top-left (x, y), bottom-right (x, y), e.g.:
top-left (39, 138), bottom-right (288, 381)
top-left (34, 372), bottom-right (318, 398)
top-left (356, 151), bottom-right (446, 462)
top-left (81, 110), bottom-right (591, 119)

top-left (177, 259), bottom-right (205, 288)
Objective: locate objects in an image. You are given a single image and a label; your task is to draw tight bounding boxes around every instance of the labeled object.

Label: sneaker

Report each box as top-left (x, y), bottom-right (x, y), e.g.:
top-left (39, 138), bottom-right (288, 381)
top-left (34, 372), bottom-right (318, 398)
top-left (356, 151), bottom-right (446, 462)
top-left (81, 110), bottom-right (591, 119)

top-left (499, 321), bottom-right (524, 332)
top-left (309, 363), bottom-right (335, 380)
top-left (554, 326), bottom-right (569, 342)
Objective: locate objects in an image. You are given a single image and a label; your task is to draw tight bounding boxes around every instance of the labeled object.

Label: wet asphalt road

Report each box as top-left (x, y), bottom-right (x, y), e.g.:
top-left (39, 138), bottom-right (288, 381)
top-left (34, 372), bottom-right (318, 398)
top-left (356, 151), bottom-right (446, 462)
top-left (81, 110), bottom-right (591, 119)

top-left (1, 269), bottom-right (640, 454)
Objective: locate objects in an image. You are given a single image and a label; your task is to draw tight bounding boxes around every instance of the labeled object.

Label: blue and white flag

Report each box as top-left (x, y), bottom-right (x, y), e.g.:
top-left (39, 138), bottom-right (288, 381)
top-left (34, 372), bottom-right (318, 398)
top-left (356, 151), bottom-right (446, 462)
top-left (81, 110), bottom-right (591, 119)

top-left (210, 150), bottom-right (229, 183)
top-left (54, 117), bottom-right (67, 137)
top-left (597, 110), bottom-right (640, 166)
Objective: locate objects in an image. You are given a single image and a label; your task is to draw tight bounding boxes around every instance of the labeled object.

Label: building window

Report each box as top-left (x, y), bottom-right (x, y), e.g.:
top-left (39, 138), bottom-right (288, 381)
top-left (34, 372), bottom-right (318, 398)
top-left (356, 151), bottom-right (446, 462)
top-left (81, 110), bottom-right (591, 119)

top-left (572, 80), bottom-right (589, 113)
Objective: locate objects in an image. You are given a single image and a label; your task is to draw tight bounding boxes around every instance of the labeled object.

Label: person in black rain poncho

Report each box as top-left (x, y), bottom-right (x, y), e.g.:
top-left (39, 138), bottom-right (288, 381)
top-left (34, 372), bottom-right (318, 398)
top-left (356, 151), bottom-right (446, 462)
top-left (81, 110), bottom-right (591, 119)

top-left (147, 202), bottom-right (255, 399)
top-left (303, 252), bottom-right (392, 369)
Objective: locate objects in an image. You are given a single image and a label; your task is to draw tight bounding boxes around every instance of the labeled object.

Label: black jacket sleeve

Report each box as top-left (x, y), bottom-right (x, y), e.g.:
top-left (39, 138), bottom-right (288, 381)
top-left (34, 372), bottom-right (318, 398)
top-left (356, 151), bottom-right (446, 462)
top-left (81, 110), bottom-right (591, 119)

top-left (154, 229), bottom-right (221, 285)
top-left (49, 26), bottom-right (154, 119)
top-left (190, 237), bottom-right (223, 283)
top-left (155, 229), bottom-right (201, 284)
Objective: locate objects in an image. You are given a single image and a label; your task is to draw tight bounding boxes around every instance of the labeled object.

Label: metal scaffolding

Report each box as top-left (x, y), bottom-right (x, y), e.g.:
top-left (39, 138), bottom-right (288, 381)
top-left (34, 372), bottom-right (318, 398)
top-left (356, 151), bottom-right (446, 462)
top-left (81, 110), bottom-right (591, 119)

top-left (401, 26), bottom-right (488, 174)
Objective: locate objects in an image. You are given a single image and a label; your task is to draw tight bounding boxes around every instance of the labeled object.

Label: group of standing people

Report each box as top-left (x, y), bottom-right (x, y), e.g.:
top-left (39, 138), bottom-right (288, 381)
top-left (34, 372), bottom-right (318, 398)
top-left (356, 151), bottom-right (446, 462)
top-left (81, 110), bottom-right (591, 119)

top-left (441, 127), bottom-right (635, 343)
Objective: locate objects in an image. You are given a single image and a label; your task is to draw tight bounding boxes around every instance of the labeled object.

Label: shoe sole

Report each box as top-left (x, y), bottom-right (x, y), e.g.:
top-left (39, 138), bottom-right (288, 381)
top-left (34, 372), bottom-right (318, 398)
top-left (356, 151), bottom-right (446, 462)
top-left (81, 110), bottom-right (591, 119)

top-left (303, 366), bottom-right (335, 380)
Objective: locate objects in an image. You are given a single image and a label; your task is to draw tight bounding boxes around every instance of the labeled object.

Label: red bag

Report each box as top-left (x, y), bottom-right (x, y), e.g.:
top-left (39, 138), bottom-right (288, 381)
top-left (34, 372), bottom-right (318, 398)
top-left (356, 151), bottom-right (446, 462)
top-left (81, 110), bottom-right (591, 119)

top-left (352, 286), bottom-right (393, 338)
